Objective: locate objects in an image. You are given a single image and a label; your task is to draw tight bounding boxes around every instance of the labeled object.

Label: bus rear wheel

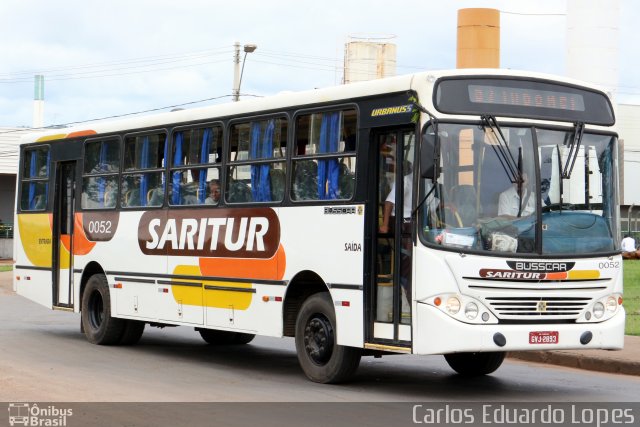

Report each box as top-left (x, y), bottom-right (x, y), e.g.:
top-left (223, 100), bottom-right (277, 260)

top-left (81, 274), bottom-right (125, 345)
top-left (197, 328), bottom-right (255, 345)
top-left (295, 292), bottom-right (361, 383)
top-left (444, 351), bottom-right (505, 376)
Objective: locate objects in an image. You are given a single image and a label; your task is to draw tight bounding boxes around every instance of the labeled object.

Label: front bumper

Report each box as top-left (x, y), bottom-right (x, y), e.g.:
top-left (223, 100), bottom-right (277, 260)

top-left (413, 302), bottom-right (625, 355)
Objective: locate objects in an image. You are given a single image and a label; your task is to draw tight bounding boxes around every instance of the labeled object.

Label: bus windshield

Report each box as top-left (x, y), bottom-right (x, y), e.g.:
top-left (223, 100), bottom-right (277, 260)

top-left (419, 122), bottom-right (618, 255)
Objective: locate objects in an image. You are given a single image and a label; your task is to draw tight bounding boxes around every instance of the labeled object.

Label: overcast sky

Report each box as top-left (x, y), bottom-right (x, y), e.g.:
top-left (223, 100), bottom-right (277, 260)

top-left (1, 0), bottom-right (638, 128)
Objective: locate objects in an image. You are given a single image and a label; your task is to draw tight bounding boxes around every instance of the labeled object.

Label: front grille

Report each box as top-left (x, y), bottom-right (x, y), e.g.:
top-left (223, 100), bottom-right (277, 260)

top-left (485, 296), bottom-right (591, 319)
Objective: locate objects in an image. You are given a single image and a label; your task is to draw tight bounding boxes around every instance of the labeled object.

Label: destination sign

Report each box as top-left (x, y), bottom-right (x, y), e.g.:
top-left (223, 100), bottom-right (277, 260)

top-left (468, 84), bottom-right (585, 111)
top-left (433, 77), bottom-right (615, 125)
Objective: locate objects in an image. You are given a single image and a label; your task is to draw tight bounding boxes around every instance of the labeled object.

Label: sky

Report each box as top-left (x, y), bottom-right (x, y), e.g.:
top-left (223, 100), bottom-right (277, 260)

top-left (1, 0), bottom-right (639, 128)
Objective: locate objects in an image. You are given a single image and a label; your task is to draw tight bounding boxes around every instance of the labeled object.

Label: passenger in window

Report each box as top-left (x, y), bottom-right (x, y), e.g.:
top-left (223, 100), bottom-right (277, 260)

top-left (498, 172), bottom-right (535, 217)
top-left (205, 179), bottom-right (221, 205)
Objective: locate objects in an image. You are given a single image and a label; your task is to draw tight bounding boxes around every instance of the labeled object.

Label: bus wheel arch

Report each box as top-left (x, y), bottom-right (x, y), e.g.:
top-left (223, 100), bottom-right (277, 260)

top-left (79, 261), bottom-right (106, 311)
top-left (282, 270), bottom-right (329, 337)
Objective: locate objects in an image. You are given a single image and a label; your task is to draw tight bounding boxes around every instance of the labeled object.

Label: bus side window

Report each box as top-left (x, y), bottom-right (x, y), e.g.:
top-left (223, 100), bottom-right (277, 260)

top-left (20, 146), bottom-right (50, 211)
top-left (227, 118), bottom-right (287, 204)
top-left (83, 137), bottom-right (120, 210)
top-left (121, 132), bottom-right (166, 208)
top-left (291, 109), bottom-right (357, 201)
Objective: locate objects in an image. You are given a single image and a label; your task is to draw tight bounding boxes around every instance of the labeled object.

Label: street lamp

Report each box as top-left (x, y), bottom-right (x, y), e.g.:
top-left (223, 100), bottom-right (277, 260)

top-left (233, 42), bottom-right (257, 101)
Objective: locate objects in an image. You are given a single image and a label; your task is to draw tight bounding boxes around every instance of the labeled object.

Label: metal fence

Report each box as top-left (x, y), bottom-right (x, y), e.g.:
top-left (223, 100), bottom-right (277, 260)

top-left (0, 223), bottom-right (13, 239)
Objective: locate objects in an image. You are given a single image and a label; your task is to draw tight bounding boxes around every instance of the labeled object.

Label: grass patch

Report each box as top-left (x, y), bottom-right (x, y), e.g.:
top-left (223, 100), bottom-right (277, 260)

top-left (624, 260), bottom-right (640, 335)
top-left (0, 265), bottom-right (12, 272)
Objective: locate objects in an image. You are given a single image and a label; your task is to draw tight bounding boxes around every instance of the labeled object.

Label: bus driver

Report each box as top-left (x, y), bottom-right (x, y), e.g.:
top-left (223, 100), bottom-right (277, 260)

top-left (498, 172), bottom-right (535, 217)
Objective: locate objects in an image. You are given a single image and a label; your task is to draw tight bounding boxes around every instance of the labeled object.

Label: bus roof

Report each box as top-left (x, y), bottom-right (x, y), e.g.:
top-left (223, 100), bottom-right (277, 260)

top-left (20, 68), bottom-right (613, 145)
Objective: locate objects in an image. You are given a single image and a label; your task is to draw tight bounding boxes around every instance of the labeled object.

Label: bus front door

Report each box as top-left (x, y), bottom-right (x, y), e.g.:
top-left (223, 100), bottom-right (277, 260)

top-left (371, 128), bottom-right (414, 346)
top-left (52, 161), bottom-right (76, 310)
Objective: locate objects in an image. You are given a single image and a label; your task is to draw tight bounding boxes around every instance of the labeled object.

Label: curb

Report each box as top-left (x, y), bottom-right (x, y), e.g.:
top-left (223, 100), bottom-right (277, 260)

top-left (508, 351), bottom-right (640, 376)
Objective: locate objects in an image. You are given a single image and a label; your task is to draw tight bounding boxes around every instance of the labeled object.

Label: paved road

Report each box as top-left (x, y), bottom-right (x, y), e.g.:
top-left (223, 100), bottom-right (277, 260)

top-left (1, 271), bottom-right (639, 406)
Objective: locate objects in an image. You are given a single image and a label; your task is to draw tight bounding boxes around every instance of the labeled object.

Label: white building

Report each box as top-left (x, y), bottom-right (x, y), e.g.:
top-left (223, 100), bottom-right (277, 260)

top-left (617, 104), bottom-right (640, 233)
top-left (0, 128), bottom-right (29, 226)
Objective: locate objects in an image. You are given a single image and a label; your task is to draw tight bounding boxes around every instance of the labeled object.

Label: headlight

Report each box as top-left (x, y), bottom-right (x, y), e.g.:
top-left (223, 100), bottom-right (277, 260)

top-left (446, 297), bottom-right (461, 314)
top-left (578, 293), bottom-right (622, 323)
top-left (593, 302), bottom-right (605, 319)
top-left (464, 302), bottom-right (479, 320)
top-left (426, 293), bottom-right (498, 324)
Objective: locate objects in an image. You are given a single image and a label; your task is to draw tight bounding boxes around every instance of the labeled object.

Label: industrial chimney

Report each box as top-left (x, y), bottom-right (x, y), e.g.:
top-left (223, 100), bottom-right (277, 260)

top-left (457, 8), bottom-right (500, 68)
top-left (33, 74), bottom-right (44, 128)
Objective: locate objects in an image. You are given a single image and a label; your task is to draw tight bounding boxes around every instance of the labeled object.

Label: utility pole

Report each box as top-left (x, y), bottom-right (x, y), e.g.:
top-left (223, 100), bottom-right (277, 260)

top-left (232, 42), bottom-right (241, 102)
top-left (232, 42), bottom-right (257, 102)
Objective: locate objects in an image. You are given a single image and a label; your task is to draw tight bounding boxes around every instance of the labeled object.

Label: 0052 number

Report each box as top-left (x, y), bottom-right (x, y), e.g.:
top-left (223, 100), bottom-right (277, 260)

top-left (87, 220), bottom-right (112, 235)
top-left (598, 261), bottom-right (619, 269)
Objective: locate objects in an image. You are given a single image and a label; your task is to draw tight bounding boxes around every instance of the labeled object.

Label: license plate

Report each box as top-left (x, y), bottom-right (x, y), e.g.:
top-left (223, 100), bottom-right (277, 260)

top-left (529, 331), bottom-right (559, 344)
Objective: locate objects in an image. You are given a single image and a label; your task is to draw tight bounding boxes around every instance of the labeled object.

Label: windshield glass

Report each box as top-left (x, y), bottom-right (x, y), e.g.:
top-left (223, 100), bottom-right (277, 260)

top-left (419, 123), bottom-right (618, 255)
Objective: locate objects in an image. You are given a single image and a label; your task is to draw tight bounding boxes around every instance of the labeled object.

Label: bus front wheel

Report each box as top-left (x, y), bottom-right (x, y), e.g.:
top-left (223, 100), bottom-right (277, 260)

top-left (295, 292), bottom-right (361, 383)
top-left (81, 274), bottom-right (125, 345)
top-left (444, 351), bottom-right (505, 376)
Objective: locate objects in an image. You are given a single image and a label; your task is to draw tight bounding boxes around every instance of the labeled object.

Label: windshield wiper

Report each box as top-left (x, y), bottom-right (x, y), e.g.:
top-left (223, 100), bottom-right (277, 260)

top-left (481, 115), bottom-right (523, 185)
top-left (412, 182), bottom-right (437, 220)
top-left (562, 122), bottom-right (584, 179)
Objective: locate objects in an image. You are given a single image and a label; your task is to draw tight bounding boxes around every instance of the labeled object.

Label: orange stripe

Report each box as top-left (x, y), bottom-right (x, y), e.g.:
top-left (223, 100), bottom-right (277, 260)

top-left (72, 213), bottom-right (97, 255)
top-left (546, 272), bottom-right (567, 280)
top-left (199, 244), bottom-right (286, 281)
top-left (66, 130), bottom-right (97, 139)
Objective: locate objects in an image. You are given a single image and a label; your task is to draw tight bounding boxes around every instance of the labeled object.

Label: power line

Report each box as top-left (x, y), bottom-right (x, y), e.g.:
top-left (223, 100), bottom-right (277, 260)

top-left (0, 93), bottom-right (267, 136)
top-left (0, 46), bottom-right (234, 79)
top-left (501, 10), bottom-right (566, 17)
top-left (0, 57), bottom-right (232, 83)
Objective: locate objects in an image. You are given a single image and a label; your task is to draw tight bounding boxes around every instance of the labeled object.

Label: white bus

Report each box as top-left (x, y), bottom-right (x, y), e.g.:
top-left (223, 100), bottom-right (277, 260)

top-left (14, 69), bottom-right (625, 383)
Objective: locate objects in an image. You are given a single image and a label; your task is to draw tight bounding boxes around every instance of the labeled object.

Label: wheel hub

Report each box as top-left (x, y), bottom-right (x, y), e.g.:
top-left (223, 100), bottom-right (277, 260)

top-left (303, 314), bottom-right (334, 365)
top-left (88, 290), bottom-right (104, 330)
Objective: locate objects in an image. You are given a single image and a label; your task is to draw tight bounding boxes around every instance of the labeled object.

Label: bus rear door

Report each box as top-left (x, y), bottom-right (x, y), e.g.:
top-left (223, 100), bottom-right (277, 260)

top-left (52, 161), bottom-right (77, 310)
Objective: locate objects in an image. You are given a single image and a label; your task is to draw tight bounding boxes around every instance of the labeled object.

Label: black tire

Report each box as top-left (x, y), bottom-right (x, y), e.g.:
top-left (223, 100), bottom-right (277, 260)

top-left (119, 320), bottom-right (145, 345)
top-left (81, 274), bottom-right (125, 345)
top-left (231, 332), bottom-right (256, 345)
top-left (295, 292), bottom-right (361, 383)
top-left (197, 328), bottom-right (255, 345)
top-left (444, 351), bottom-right (506, 376)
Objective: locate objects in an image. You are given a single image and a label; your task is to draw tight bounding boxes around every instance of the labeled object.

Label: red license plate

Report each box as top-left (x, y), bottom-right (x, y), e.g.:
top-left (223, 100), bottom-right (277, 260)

top-left (529, 331), bottom-right (559, 344)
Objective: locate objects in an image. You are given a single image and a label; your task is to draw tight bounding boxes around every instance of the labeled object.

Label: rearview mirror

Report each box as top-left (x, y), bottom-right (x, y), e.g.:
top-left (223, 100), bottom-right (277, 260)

top-left (421, 124), bottom-right (440, 180)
